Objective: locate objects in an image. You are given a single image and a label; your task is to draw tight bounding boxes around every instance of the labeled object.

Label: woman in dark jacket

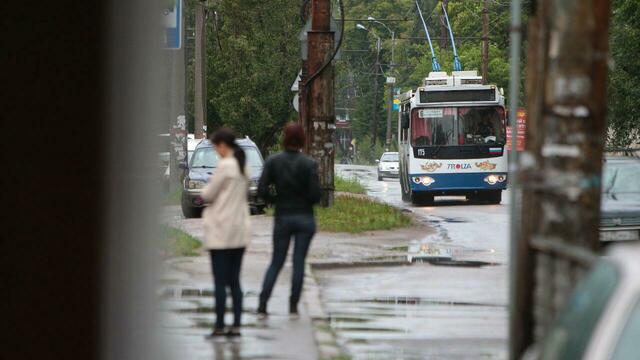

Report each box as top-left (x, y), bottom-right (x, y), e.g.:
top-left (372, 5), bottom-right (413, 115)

top-left (257, 123), bottom-right (321, 316)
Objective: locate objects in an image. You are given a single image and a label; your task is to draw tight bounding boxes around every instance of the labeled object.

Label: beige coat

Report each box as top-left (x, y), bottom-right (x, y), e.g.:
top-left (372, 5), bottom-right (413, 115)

top-left (201, 156), bottom-right (251, 249)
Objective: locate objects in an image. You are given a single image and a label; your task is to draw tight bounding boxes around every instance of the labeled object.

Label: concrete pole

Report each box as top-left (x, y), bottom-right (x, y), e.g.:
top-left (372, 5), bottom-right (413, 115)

top-left (306, 0), bottom-right (335, 207)
top-left (194, 1), bottom-right (206, 138)
top-left (510, 0), bottom-right (611, 357)
top-left (481, 0), bottom-right (489, 84)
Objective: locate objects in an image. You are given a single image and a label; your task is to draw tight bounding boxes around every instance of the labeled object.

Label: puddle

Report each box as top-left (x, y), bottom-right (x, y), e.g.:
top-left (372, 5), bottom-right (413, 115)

top-left (340, 297), bottom-right (503, 308)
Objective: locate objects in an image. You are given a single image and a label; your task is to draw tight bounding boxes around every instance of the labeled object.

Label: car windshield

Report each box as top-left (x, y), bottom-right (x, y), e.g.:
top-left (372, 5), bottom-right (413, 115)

top-left (190, 147), bottom-right (219, 168)
top-left (612, 298), bottom-right (640, 360)
top-left (411, 106), bottom-right (505, 147)
top-left (602, 161), bottom-right (640, 195)
top-left (539, 261), bottom-right (619, 360)
top-left (190, 146), bottom-right (262, 169)
top-left (243, 146), bottom-right (263, 167)
top-left (381, 153), bottom-right (399, 162)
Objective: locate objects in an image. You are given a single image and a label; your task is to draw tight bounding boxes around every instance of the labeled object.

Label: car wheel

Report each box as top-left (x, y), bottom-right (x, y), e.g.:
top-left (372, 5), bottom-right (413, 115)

top-left (378, 174), bottom-right (383, 181)
top-left (181, 201), bottom-right (201, 218)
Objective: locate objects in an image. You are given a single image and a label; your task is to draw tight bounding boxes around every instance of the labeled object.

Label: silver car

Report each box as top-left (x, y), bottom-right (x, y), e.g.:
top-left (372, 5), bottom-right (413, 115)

top-left (377, 152), bottom-right (400, 181)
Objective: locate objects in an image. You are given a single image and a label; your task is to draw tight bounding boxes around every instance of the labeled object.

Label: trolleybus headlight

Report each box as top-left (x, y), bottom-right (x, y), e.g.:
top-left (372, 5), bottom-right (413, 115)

top-left (484, 174), bottom-right (506, 185)
top-left (420, 176), bottom-right (435, 186)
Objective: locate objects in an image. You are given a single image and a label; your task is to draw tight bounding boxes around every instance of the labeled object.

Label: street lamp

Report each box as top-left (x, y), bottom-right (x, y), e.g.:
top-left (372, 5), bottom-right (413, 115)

top-left (366, 17), bottom-right (397, 149)
top-left (356, 23), bottom-right (383, 146)
top-left (367, 16), bottom-right (395, 68)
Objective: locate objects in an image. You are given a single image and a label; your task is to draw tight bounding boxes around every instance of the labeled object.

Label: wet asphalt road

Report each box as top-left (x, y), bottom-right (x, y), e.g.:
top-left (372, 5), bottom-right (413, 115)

top-left (315, 165), bottom-right (510, 359)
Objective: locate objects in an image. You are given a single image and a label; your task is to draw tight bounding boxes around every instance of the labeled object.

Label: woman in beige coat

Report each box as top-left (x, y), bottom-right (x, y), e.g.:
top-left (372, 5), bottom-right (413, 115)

top-left (201, 129), bottom-right (251, 338)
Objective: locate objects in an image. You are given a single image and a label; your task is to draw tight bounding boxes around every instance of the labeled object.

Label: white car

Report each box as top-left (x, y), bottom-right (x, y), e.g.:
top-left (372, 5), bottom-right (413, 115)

top-left (528, 243), bottom-right (640, 360)
top-left (376, 152), bottom-right (400, 181)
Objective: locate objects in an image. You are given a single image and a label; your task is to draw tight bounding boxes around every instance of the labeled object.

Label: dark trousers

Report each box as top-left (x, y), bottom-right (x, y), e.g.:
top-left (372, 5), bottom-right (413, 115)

top-left (209, 248), bottom-right (245, 329)
top-left (259, 214), bottom-right (316, 306)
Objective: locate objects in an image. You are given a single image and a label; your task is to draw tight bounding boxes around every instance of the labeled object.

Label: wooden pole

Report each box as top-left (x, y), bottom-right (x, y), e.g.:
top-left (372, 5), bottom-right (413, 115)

top-left (481, 0), bottom-right (489, 84)
top-left (305, 0), bottom-right (335, 207)
top-left (511, 0), bottom-right (611, 357)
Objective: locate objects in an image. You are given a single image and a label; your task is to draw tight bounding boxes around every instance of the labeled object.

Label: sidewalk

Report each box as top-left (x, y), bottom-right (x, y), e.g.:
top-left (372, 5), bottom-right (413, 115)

top-left (157, 214), bottom-right (339, 360)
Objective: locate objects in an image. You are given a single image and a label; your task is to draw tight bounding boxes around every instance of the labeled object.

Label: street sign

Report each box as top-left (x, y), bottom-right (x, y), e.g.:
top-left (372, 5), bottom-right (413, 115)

top-left (292, 94), bottom-right (299, 112)
top-left (162, 0), bottom-right (182, 50)
top-left (386, 76), bottom-right (396, 84)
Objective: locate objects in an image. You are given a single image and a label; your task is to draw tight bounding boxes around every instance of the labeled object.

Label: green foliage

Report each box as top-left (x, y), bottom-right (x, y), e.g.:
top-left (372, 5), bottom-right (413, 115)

top-left (335, 176), bottom-right (366, 194)
top-left (203, 0), bottom-right (300, 151)
top-left (315, 195), bottom-right (411, 233)
top-left (607, 0), bottom-right (640, 146)
top-left (162, 225), bottom-right (202, 257)
top-left (354, 136), bottom-right (386, 164)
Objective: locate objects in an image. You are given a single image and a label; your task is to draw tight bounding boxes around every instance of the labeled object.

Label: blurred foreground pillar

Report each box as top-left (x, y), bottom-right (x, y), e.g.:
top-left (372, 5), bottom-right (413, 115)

top-left (510, 0), bottom-right (611, 357)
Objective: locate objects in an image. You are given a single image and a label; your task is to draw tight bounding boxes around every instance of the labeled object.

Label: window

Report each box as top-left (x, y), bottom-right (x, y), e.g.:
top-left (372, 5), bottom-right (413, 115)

top-left (411, 107), bottom-right (456, 146)
top-left (603, 162), bottom-right (640, 195)
top-left (612, 297), bottom-right (640, 360)
top-left (410, 106), bottom-right (505, 147)
top-left (458, 107), bottom-right (505, 145)
top-left (190, 147), bottom-right (219, 168)
top-left (539, 262), bottom-right (619, 360)
top-left (612, 298), bottom-right (640, 360)
top-left (380, 153), bottom-right (399, 162)
top-left (243, 146), bottom-right (264, 167)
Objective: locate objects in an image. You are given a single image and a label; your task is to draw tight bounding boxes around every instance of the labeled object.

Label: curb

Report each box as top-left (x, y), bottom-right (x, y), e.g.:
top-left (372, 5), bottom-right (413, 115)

top-left (303, 263), bottom-right (350, 360)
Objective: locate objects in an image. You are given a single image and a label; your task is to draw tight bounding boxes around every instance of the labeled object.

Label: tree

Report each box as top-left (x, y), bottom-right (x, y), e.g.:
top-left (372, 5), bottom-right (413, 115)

top-left (204, 0), bottom-right (301, 152)
top-left (607, 0), bottom-right (640, 146)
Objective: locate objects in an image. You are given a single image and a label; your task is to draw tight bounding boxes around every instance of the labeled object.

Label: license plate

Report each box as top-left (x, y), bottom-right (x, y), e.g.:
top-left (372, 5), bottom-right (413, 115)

top-left (600, 230), bottom-right (640, 242)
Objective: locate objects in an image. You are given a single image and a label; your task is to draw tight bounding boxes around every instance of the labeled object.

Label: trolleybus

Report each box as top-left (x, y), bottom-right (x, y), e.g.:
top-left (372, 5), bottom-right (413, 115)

top-left (398, 70), bottom-right (507, 205)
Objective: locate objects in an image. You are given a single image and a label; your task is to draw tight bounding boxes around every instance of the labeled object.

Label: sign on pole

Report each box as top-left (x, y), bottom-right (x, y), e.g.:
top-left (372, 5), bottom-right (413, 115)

top-left (162, 0), bottom-right (182, 50)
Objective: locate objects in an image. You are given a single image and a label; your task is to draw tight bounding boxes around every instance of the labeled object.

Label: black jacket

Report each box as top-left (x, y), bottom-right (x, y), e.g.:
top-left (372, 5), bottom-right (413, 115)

top-left (257, 150), bottom-right (321, 216)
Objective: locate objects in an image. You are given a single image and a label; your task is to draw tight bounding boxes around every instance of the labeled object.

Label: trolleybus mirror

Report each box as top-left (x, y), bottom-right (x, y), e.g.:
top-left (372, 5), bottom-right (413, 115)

top-left (401, 114), bottom-right (410, 129)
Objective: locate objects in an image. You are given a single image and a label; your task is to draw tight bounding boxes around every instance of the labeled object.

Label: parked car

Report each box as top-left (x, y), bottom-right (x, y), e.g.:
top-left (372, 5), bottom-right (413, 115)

top-left (376, 152), bottom-right (400, 181)
top-left (600, 155), bottom-right (640, 243)
top-left (528, 243), bottom-right (640, 360)
top-left (180, 137), bottom-right (264, 218)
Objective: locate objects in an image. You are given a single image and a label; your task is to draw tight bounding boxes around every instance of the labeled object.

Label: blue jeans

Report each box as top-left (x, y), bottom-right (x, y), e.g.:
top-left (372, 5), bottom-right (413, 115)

top-left (259, 214), bottom-right (316, 306)
top-left (209, 248), bottom-right (245, 329)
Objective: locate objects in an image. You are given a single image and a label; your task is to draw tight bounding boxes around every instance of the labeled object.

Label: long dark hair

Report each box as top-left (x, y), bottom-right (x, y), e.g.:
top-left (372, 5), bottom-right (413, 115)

top-left (210, 129), bottom-right (246, 176)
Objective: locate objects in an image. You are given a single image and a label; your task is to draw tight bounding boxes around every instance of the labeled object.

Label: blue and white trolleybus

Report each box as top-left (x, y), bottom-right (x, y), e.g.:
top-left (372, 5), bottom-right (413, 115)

top-left (398, 71), bottom-right (507, 205)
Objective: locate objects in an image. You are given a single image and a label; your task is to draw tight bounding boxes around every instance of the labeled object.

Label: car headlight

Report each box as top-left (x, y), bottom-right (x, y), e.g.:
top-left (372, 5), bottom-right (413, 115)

top-left (484, 174), bottom-right (506, 185)
top-left (413, 176), bottom-right (435, 186)
top-left (187, 179), bottom-right (206, 189)
top-left (249, 179), bottom-right (258, 191)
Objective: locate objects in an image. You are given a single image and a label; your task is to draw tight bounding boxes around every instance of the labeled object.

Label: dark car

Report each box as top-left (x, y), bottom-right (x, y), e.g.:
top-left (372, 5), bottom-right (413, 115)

top-left (180, 137), bottom-right (265, 218)
top-left (600, 155), bottom-right (640, 242)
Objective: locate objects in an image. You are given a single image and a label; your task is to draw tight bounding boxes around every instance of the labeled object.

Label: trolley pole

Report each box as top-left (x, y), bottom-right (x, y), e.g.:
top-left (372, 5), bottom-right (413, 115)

top-left (510, 0), bottom-right (611, 357)
top-left (302, 0), bottom-right (335, 207)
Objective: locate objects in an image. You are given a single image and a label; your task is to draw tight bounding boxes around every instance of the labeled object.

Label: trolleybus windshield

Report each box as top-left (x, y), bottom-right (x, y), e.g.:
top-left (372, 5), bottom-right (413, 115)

top-left (411, 106), bottom-right (505, 147)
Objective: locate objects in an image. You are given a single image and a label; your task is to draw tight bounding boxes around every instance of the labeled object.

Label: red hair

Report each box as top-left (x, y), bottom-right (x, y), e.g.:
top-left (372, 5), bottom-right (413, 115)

top-left (283, 123), bottom-right (305, 150)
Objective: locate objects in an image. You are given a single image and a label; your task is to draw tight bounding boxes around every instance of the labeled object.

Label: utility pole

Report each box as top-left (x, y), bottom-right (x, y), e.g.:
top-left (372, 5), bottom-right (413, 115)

top-left (481, 0), bottom-right (489, 84)
top-left (510, 0), bottom-right (611, 358)
top-left (301, 0), bottom-right (335, 207)
top-left (371, 37), bottom-right (380, 146)
top-left (385, 76), bottom-right (394, 149)
top-left (440, 0), bottom-right (448, 50)
top-left (194, 1), bottom-right (207, 138)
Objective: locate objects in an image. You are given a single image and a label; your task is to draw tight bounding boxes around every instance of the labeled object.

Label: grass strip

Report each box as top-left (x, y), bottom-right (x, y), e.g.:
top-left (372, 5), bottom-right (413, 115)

top-left (161, 224), bottom-right (202, 257)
